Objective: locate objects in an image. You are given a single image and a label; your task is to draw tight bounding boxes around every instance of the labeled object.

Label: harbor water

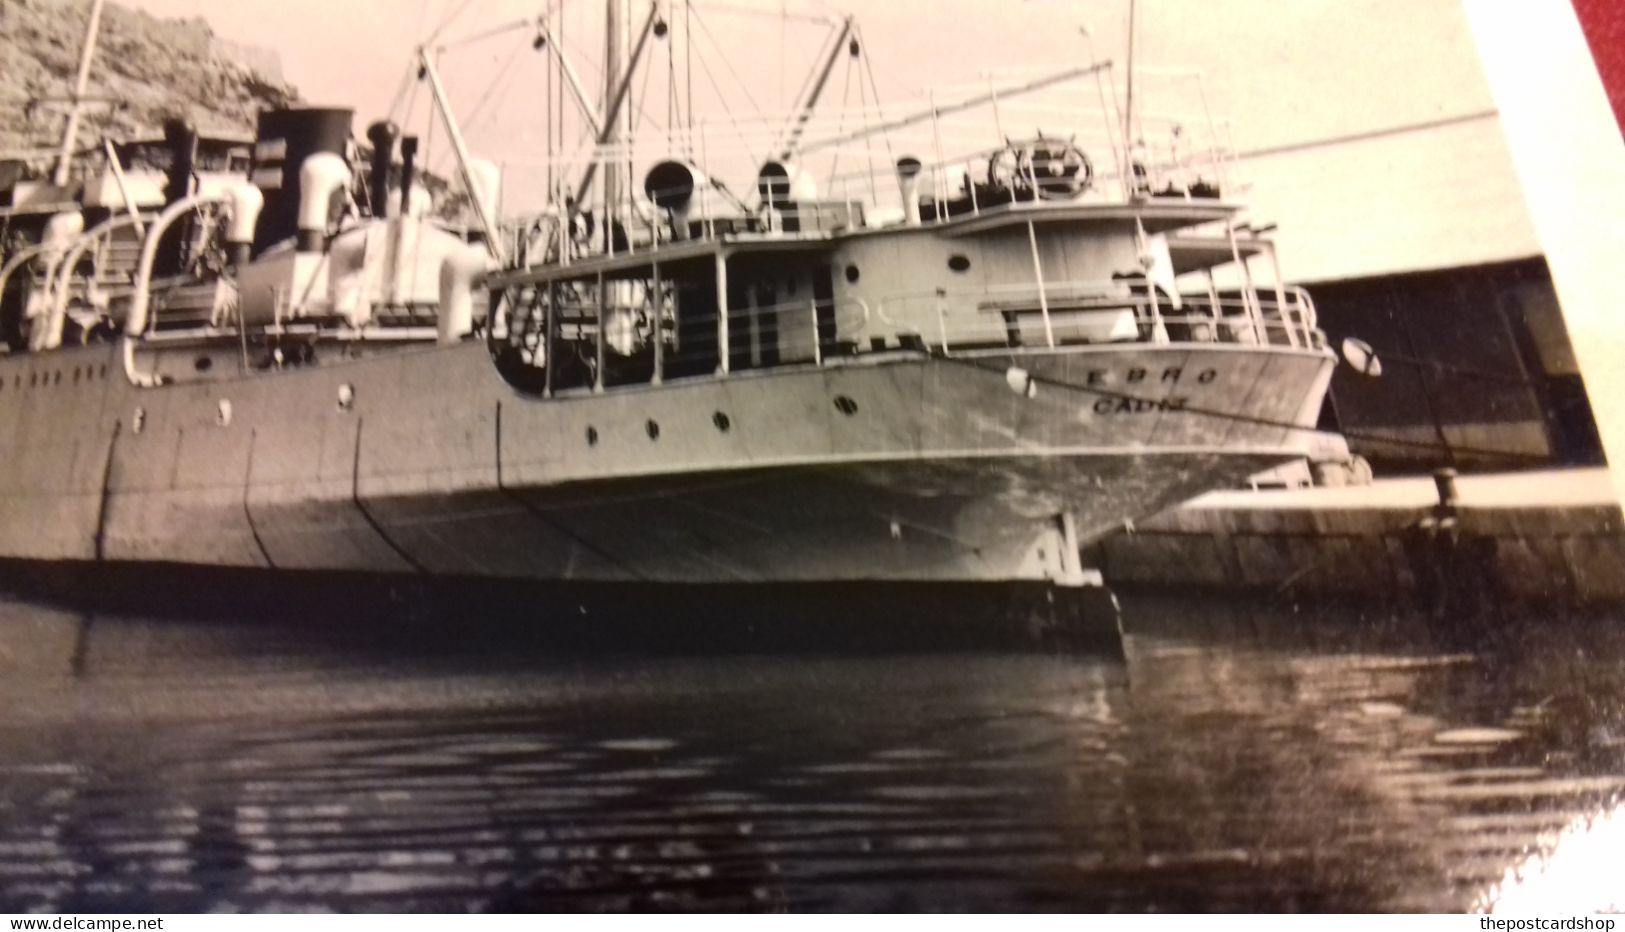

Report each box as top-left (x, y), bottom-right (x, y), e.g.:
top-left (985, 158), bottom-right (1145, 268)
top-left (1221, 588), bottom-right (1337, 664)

top-left (1, 589), bottom-right (1623, 912)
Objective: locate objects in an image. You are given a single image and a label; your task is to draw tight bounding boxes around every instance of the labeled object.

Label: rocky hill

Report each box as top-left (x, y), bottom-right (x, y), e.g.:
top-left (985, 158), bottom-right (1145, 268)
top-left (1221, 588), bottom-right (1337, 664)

top-left (0, 0), bottom-right (299, 154)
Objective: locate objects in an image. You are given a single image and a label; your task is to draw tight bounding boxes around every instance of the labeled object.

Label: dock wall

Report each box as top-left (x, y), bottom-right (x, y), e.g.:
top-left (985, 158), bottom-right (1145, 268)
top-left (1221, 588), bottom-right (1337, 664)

top-left (1091, 500), bottom-right (1625, 607)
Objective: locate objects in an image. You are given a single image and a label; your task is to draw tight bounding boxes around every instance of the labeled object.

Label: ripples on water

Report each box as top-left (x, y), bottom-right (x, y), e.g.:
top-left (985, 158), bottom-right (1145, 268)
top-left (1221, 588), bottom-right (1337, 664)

top-left (0, 593), bottom-right (1622, 912)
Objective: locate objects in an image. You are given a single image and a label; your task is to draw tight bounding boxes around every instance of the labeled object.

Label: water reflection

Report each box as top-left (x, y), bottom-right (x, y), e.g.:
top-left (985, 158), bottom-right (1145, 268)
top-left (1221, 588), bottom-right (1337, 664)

top-left (0, 593), bottom-right (1621, 911)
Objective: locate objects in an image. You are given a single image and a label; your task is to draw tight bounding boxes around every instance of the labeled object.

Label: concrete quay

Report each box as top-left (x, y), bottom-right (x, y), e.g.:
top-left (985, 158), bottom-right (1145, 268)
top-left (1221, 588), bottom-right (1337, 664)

top-left (1091, 468), bottom-right (1625, 608)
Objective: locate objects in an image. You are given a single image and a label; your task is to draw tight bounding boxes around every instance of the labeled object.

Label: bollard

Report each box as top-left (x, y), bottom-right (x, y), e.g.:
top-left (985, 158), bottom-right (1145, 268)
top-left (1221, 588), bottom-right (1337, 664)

top-left (1432, 467), bottom-right (1460, 516)
top-left (1403, 466), bottom-right (1502, 625)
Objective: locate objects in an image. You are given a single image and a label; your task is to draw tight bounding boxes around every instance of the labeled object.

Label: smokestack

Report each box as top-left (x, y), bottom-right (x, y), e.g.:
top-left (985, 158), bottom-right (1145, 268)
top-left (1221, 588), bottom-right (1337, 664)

top-left (249, 108), bottom-right (353, 252)
top-left (162, 118), bottom-right (197, 205)
top-left (365, 121), bottom-right (398, 218)
top-left (153, 118), bottom-right (198, 276)
top-left (296, 152), bottom-right (349, 253)
top-left (895, 156), bottom-right (923, 226)
top-left (399, 135), bottom-right (419, 217)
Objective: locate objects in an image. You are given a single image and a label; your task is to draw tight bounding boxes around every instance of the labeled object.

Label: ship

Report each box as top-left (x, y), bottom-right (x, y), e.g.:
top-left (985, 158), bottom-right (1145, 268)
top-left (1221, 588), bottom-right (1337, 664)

top-left (0, 0), bottom-right (1336, 643)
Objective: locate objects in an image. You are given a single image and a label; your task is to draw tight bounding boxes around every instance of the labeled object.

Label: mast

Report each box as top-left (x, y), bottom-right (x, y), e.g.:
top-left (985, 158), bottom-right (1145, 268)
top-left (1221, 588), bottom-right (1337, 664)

top-left (53, 0), bottom-right (107, 187)
top-left (1123, 0), bottom-right (1136, 172)
top-left (602, 0), bottom-right (623, 237)
top-left (572, 1), bottom-right (662, 209)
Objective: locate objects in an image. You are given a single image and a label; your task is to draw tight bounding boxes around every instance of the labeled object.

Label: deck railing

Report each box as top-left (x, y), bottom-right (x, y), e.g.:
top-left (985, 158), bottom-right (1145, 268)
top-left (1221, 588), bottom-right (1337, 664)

top-left (856, 280), bottom-right (1321, 355)
top-left (503, 275), bottom-right (1320, 396)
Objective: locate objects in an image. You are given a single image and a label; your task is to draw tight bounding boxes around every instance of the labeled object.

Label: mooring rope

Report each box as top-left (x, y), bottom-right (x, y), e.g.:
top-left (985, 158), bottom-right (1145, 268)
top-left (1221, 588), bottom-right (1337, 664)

top-left (938, 354), bottom-right (1549, 464)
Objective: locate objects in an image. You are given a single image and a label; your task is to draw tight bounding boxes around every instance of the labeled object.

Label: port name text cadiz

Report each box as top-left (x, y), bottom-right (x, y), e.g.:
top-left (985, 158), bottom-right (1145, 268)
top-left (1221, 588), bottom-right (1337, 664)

top-left (1088, 366), bottom-right (1215, 415)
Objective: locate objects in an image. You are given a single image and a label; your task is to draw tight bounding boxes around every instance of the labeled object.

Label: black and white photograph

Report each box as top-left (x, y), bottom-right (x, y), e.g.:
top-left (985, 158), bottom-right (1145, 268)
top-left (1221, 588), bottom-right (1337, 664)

top-left (0, 0), bottom-right (1622, 915)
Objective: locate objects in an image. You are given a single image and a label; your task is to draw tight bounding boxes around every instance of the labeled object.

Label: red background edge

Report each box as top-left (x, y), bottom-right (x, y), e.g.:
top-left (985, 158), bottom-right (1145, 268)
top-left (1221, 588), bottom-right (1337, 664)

top-left (1571, 0), bottom-right (1625, 132)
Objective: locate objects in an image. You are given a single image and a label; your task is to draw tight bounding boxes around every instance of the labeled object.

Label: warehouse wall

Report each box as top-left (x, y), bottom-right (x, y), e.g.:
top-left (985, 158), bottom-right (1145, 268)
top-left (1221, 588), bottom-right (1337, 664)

top-left (1307, 259), bottom-right (1603, 472)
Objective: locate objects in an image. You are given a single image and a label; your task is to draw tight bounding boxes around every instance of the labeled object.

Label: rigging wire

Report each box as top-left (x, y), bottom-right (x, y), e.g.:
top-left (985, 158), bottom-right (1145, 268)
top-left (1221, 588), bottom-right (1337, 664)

top-left (688, 24), bottom-right (760, 174)
top-left (386, 61), bottom-right (420, 127)
top-left (694, 1), bottom-right (833, 26)
top-left (556, 2), bottom-right (566, 205)
top-left (685, 0), bottom-right (694, 150)
top-left (629, 14), bottom-right (664, 204)
top-left (939, 356), bottom-right (1547, 465)
top-left (625, 0), bottom-right (635, 197)
top-left (413, 0), bottom-right (432, 45)
top-left (855, 36), bottom-right (878, 203)
top-left (774, 17), bottom-right (837, 155)
top-left (462, 40), bottom-right (528, 135)
top-left (822, 53), bottom-right (853, 198)
top-left (425, 0), bottom-right (482, 45)
top-left (856, 25), bottom-right (895, 173)
top-left (635, 35), bottom-right (659, 139)
top-left (422, 65), bottom-right (439, 190)
top-left (546, 16), bottom-right (554, 207)
top-left (399, 64), bottom-right (423, 138)
top-left (434, 1), bottom-right (564, 52)
top-left (666, 6), bottom-right (677, 152)
top-left (688, 6), bottom-right (766, 131)
top-left (785, 26), bottom-right (829, 113)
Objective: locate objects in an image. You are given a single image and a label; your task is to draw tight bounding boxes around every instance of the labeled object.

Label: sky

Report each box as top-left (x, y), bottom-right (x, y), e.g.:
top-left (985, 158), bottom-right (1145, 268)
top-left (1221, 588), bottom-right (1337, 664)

top-left (112, 0), bottom-right (1500, 213)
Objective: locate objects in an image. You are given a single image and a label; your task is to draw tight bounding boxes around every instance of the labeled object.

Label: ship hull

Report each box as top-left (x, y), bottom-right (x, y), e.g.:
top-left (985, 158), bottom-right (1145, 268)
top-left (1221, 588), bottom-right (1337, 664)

top-left (0, 339), bottom-right (1334, 586)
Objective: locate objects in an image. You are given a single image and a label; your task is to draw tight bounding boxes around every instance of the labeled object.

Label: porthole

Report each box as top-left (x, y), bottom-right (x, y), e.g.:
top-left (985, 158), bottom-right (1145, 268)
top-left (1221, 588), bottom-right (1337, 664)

top-left (72, 368), bottom-right (80, 384)
top-left (947, 254), bottom-right (971, 272)
top-left (586, 426), bottom-right (598, 446)
top-left (645, 419), bottom-right (660, 440)
top-left (194, 356), bottom-right (213, 373)
top-left (29, 373), bottom-right (36, 388)
top-left (844, 264), bottom-right (860, 283)
top-left (98, 364), bottom-right (107, 379)
top-left (53, 371), bottom-right (61, 385)
top-left (833, 395), bottom-right (859, 416)
top-left (713, 411), bottom-right (731, 432)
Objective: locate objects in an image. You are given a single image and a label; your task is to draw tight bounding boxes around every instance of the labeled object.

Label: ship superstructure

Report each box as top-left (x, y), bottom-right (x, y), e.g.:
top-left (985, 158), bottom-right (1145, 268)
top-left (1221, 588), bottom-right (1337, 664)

top-left (0, 0), bottom-right (1336, 633)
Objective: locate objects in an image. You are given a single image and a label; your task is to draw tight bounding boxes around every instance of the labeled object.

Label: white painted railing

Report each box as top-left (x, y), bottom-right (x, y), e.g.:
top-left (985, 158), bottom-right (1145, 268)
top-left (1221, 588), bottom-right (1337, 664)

top-left (848, 280), bottom-right (1321, 355)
